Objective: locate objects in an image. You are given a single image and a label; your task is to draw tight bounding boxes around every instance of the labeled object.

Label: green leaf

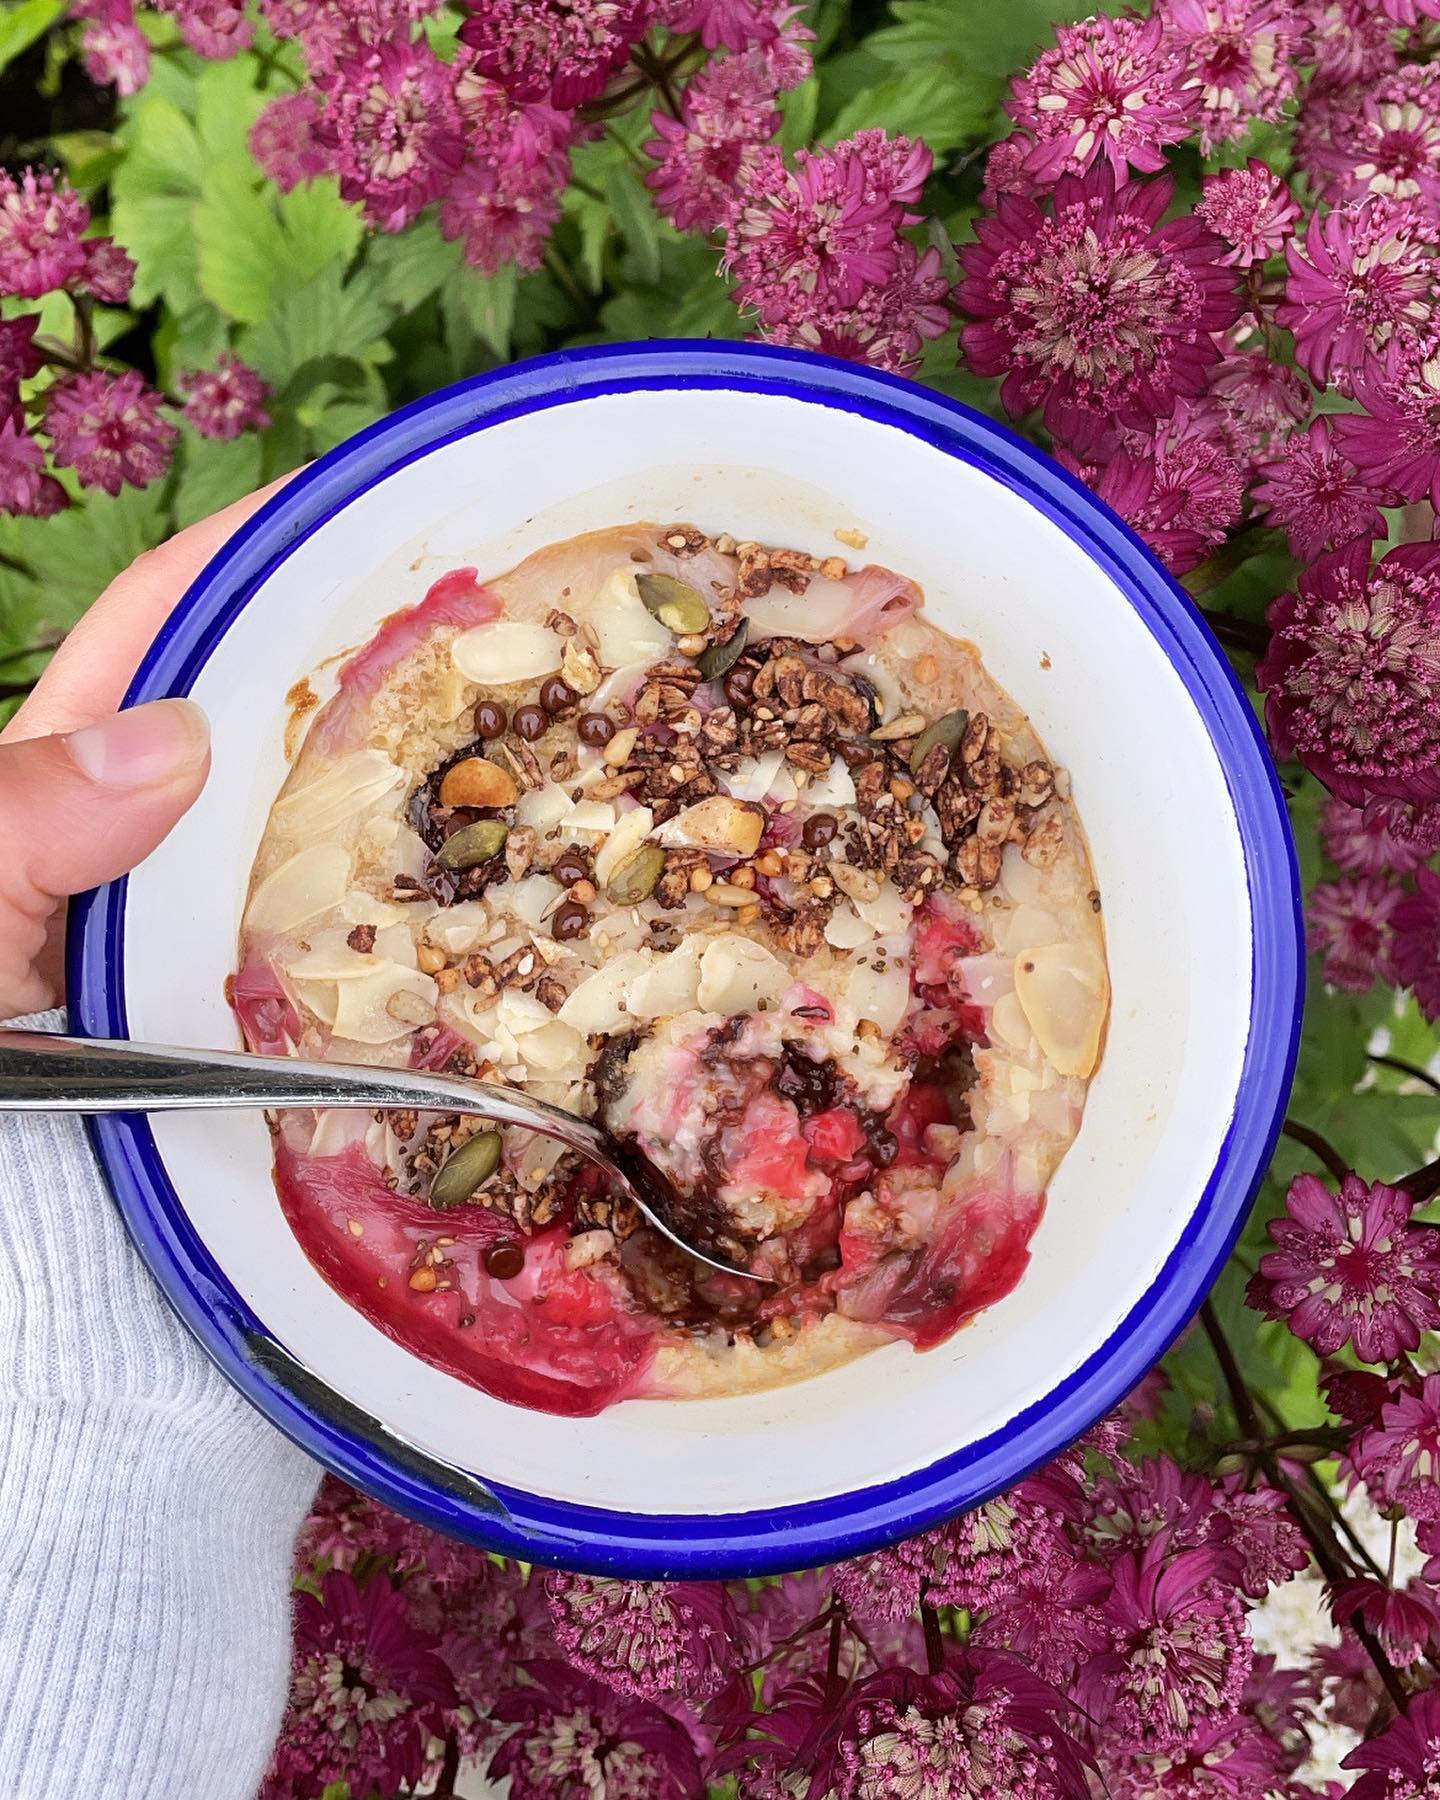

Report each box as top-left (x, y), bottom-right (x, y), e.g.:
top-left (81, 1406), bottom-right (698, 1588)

top-left (173, 430), bottom-right (263, 530)
top-left (195, 54), bottom-right (266, 160)
top-left (825, 65), bottom-right (999, 153)
top-left (364, 216), bottom-right (462, 312)
top-left (778, 73), bottom-right (821, 153)
top-left (110, 97), bottom-right (204, 314)
top-left (195, 163), bottom-right (291, 324)
top-left (0, 484), bottom-right (170, 651)
top-left (277, 178), bottom-right (365, 285)
top-left (440, 264), bottom-right (518, 362)
top-left (239, 266), bottom-right (395, 386)
top-left (607, 163), bottom-right (663, 288)
top-left (870, 0), bottom-right (1119, 81)
top-left (0, 0), bottom-right (64, 76)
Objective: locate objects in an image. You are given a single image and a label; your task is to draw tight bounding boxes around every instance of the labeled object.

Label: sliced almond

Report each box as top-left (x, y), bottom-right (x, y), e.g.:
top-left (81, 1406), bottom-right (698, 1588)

top-left (561, 637), bottom-right (602, 695)
top-left (1013, 941), bottom-right (1108, 1079)
top-left (830, 862), bottom-right (881, 905)
top-left (452, 620), bottom-right (564, 685)
top-left (439, 757), bottom-right (519, 810)
top-left (654, 795), bottom-right (765, 857)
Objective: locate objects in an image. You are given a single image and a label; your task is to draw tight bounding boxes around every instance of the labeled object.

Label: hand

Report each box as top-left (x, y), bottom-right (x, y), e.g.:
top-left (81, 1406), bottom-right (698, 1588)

top-left (0, 481), bottom-right (288, 1018)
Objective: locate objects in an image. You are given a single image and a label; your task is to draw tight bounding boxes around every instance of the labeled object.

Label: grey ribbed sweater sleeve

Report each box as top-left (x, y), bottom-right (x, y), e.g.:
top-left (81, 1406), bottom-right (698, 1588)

top-left (0, 1012), bottom-right (321, 1798)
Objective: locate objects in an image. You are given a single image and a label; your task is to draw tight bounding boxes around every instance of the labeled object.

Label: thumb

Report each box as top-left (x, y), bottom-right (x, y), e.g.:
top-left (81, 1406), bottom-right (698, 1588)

top-left (0, 699), bottom-right (211, 1018)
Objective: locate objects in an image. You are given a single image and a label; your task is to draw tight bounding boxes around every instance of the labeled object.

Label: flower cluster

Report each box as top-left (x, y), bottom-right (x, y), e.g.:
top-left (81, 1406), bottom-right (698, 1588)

top-left (0, 162), bottom-right (270, 517)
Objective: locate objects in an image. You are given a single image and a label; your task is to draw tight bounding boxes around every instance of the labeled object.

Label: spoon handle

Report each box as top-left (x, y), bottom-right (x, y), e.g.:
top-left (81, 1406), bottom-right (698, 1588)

top-left (0, 1028), bottom-right (580, 1132)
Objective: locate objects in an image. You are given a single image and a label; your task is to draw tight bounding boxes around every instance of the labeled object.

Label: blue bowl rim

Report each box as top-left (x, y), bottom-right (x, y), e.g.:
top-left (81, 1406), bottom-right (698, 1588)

top-left (69, 339), bottom-right (1302, 1579)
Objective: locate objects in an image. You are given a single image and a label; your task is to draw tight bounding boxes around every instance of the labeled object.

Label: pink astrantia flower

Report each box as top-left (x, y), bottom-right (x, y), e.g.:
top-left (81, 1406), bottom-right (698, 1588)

top-left (322, 37), bottom-right (464, 231)
top-left (1279, 198), bottom-right (1440, 393)
top-left (646, 48), bottom-right (795, 236)
top-left (981, 134), bottom-right (1044, 207)
top-left (1298, 0), bottom-right (1402, 86)
top-left (1307, 63), bottom-right (1440, 208)
top-left (1336, 335), bottom-right (1440, 510)
top-left (800, 1657), bottom-right (1095, 1800)
top-left (664, 0), bottom-right (796, 50)
top-left (1196, 160), bottom-right (1300, 266)
top-left (0, 314), bottom-right (43, 412)
top-left (1393, 866), bottom-right (1440, 1021)
top-left (1330, 1576), bottom-right (1438, 1666)
top-left (543, 1572), bottom-right (739, 1704)
top-left (1350, 1377), bottom-right (1440, 1524)
top-left (1198, 350), bottom-right (1310, 462)
top-left (1322, 795), bottom-right (1440, 876)
top-left (1082, 1537), bottom-right (1252, 1751)
top-left (459, 0), bottom-right (654, 109)
top-left (155, 0), bottom-right (252, 58)
top-left (440, 75), bottom-right (572, 273)
top-left (1345, 1687), bottom-right (1440, 1798)
top-left (75, 237), bottom-right (136, 306)
top-left (251, 94), bottom-right (332, 193)
top-left (778, 239), bottom-right (951, 376)
top-left (1157, 0), bottom-right (1303, 153)
top-left (970, 1542), bottom-right (1113, 1688)
top-left (0, 167), bottom-right (89, 298)
top-left (1254, 419), bottom-right (1393, 563)
top-left (262, 1570), bottom-right (455, 1800)
top-left (489, 1658), bottom-right (702, 1799)
top-left (45, 369), bottom-right (177, 497)
top-left (831, 1529), bottom-right (947, 1622)
top-left (1006, 15), bottom-right (1194, 184)
top-left (727, 130), bottom-right (930, 321)
top-left (930, 1492), bottom-right (1069, 1612)
top-left (1306, 874), bottom-right (1406, 990)
top-left (1099, 1714), bottom-right (1290, 1800)
top-left (958, 164), bottom-right (1239, 454)
top-left (1247, 1172), bottom-right (1440, 1362)
top-left (1068, 409), bottom-right (1245, 575)
top-left (1257, 538), bottom-right (1440, 805)
top-left (78, 3), bottom-right (151, 94)
top-left (1208, 1483), bottom-right (1310, 1599)
top-left (180, 354), bottom-right (271, 441)
top-left (0, 418), bottom-right (67, 518)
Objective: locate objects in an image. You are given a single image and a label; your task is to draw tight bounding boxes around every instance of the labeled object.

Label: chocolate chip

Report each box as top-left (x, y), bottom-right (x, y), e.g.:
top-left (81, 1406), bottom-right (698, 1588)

top-left (552, 899), bottom-right (590, 941)
top-left (473, 700), bottom-right (507, 739)
top-left (578, 711), bottom-right (614, 746)
top-left (483, 1241), bottom-right (525, 1280)
top-left (802, 812), bottom-right (838, 849)
top-left (539, 676), bottom-right (575, 716)
top-left (514, 704), bottom-right (548, 741)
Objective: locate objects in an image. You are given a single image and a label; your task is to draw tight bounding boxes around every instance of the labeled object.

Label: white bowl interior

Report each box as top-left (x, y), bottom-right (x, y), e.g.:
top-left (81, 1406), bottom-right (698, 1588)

top-left (119, 388), bottom-right (1249, 1514)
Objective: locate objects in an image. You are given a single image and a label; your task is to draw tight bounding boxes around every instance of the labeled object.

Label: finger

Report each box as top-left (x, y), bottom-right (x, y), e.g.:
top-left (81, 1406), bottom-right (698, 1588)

top-left (0, 700), bottom-right (211, 1018)
top-left (6, 473), bottom-right (298, 743)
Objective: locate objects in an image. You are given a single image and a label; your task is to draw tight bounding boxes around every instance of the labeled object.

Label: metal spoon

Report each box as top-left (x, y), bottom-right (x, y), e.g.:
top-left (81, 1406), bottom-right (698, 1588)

top-left (0, 1028), bottom-right (764, 1283)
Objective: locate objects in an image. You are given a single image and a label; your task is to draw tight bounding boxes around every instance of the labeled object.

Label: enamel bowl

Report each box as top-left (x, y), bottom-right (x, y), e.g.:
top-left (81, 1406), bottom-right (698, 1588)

top-left (71, 341), bottom-right (1301, 1578)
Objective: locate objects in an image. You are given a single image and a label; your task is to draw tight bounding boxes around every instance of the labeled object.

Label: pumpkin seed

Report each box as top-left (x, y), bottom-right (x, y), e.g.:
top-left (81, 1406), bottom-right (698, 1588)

top-left (430, 1130), bottom-right (503, 1208)
top-left (605, 842), bottom-right (667, 905)
top-left (435, 818), bottom-right (510, 871)
top-left (697, 617), bottom-right (749, 681)
top-left (636, 572), bottom-right (711, 636)
top-left (908, 708), bottom-right (970, 775)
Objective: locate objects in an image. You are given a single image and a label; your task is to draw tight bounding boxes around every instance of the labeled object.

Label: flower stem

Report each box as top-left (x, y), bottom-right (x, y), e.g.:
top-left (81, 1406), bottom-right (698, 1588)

top-left (1200, 1300), bottom-right (1411, 1711)
top-left (1403, 1155), bottom-right (1440, 1205)
top-left (824, 1609), bottom-right (844, 1708)
top-left (1196, 605), bottom-right (1271, 654)
top-left (544, 244), bottom-right (586, 305)
top-left (1371, 1053), bottom-right (1440, 1097)
top-left (1282, 1119), bottom-right (1350, 1184)
top-left (920, 1598), bottom-right (945, 1675)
